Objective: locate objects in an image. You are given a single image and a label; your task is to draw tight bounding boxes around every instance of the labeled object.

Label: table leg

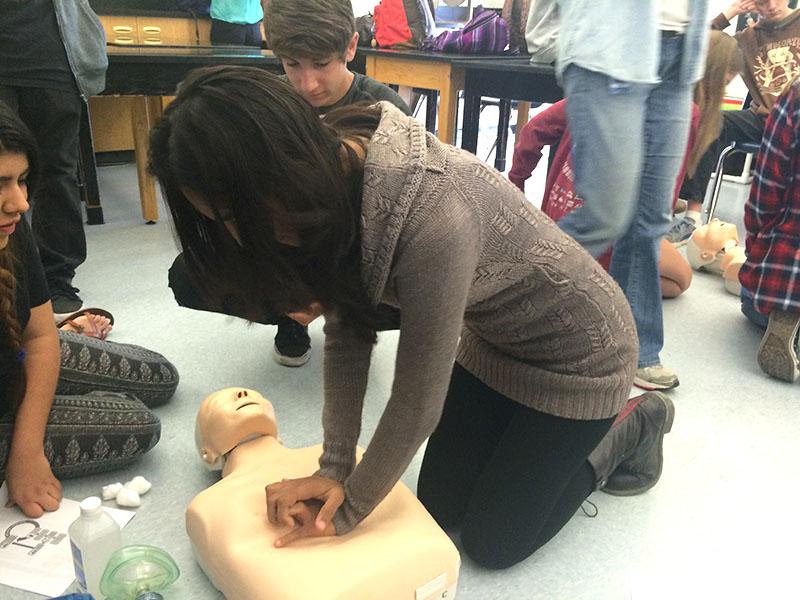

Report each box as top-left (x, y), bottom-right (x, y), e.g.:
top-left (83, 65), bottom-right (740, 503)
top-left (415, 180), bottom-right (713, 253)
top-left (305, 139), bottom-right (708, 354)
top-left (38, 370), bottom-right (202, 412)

top-left (131, 96), bottom-right (163, 223)
top-left (494, 99), bottom-right (512, 172)
top-left (461, 92), bottom-right (481, 154)
top-left (425, 90), bottom-right (438, 135)
top-left (437, 68), bottom-right (463, 145)
top-left (78, 103), bottom-right (104, 225)
top-left (515, 101), bottom-right (531, 147)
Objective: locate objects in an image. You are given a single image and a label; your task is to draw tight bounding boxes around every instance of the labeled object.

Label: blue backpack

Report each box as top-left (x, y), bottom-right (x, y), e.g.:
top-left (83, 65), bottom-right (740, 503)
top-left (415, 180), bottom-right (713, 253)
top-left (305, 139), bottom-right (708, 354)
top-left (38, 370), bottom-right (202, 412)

top-left (176, 0), bottom-right (211, 15)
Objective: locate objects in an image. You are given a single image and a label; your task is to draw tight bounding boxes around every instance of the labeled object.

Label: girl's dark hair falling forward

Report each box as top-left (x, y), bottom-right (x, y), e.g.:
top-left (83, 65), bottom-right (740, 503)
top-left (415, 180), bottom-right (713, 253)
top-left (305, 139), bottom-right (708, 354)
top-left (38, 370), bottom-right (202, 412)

top-left (0, 101), bottom-right (39, 411)
top-left (148, 65), bottom-right (384, 340)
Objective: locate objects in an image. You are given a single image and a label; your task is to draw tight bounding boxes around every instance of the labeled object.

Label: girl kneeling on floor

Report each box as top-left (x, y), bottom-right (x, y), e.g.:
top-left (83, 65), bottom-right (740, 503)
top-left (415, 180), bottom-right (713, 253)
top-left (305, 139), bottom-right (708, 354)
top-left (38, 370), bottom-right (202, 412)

top-left (0, 103), bottom-right (179, 518)
top-left (150, 66), bottom-right (674, 569)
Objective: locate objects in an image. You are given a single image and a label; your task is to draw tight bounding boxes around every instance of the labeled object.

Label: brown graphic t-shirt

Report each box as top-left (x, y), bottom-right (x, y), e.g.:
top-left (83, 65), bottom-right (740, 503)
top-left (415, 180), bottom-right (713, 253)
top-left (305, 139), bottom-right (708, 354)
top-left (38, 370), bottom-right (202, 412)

top-left (713, 10), bottom-right (800, 116)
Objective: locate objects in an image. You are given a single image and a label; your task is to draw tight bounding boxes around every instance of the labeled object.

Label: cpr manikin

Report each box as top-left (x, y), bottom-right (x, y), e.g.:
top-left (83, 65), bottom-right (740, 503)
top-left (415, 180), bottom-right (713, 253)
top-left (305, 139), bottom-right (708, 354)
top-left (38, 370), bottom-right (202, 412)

top-left (186, 388), bottom-right (460, 600)
top-left (686, 218), bottom-right (741, 274)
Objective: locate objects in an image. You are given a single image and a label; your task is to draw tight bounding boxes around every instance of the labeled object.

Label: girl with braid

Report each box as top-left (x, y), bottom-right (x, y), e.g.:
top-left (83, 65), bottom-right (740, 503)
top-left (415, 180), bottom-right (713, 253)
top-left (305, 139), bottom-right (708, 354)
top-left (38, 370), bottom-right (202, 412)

top-left (0, 103), bottom-right (178, 518)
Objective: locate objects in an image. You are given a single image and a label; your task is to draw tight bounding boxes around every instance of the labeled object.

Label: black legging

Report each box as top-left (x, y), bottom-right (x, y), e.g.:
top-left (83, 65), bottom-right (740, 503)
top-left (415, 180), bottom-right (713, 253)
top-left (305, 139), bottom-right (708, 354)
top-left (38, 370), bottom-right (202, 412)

top-left (417, 363), bottom-right (614, 570)
top-left (679, 108), bottom-right (765, 204)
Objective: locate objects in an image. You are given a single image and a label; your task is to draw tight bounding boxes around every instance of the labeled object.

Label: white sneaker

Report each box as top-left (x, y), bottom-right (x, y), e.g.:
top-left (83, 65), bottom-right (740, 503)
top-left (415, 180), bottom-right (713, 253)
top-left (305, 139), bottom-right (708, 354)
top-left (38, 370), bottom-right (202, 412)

top-left (634, 364), bottom-right (679, 391)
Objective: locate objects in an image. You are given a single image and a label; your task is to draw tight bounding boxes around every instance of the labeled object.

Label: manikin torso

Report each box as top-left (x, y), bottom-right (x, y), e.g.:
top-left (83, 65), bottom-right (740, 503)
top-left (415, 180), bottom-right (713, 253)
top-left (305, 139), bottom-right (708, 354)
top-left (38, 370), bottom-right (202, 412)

top-left (186, 389), bottom-right (460, 600)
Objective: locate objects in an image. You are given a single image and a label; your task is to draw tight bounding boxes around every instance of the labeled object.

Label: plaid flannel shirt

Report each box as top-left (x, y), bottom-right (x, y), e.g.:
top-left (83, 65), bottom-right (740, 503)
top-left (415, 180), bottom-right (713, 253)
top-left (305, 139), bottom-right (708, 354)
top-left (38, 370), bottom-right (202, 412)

top-left (739, 79), bottom-right (800, 315)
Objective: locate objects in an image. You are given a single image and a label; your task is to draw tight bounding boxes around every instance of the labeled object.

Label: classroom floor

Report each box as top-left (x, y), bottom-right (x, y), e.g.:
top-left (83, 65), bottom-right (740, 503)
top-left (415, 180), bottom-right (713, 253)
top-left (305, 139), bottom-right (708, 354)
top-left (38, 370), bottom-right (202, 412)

top-left (5, 105), bottom-right (799, 600)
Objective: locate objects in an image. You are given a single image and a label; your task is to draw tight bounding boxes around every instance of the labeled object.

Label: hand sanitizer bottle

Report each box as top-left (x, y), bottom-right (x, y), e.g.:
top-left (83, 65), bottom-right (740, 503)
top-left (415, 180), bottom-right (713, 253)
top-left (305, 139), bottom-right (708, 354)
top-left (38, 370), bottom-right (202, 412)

top-left (68, 496), bottom-right (122, 599)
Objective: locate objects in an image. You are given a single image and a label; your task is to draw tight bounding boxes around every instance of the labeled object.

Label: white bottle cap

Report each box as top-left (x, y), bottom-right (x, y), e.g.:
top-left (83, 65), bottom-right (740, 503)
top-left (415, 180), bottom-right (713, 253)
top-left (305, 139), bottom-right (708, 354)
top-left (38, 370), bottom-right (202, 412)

top-left (79, 496), bottom-right (103, 517)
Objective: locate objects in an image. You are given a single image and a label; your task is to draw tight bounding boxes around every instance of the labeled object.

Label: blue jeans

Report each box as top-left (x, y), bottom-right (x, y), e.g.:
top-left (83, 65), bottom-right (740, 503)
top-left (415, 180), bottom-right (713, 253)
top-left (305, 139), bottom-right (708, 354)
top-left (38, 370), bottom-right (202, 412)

top-left (560, 34), bottom-right (693, 367)
top-left (740, 288), bottom-right (769, 330)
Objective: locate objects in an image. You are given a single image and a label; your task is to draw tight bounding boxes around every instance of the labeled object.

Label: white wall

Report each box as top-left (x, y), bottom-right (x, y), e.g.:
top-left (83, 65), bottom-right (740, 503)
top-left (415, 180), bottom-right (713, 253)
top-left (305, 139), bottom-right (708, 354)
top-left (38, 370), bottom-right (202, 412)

top-left (351, 0), bottom-right (377, 16)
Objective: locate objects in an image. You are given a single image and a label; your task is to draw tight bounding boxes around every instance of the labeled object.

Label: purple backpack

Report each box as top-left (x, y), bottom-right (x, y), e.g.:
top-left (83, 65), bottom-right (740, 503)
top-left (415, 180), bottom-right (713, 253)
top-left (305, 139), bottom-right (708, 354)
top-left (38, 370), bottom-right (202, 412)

top-left (423, 6), bottom-right (511, 54)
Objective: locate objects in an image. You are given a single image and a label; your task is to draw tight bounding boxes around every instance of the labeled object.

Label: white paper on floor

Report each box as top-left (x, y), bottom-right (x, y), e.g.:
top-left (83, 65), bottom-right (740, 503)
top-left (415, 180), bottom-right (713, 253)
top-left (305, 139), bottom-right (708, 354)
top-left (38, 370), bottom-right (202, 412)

top-left (0, 483), bottom-right (135, 597)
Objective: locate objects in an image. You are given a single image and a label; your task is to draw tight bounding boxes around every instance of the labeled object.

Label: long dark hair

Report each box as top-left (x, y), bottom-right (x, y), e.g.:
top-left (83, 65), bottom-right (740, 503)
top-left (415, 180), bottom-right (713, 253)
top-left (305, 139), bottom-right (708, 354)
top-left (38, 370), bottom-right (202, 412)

top-left (148, 65), bottom-right (383, 340)
top-left (0, 101), bottom-right (39, 412)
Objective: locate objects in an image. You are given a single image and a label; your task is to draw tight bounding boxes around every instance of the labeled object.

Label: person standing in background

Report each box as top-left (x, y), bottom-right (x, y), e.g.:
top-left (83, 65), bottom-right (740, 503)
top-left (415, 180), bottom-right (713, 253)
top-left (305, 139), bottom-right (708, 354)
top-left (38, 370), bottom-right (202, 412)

top-left (210, 0), bottom-right (264, 46)
top-left (555, 0), bottom-right (709, 391)
top-left (0, 0), bottom-right (107, 315)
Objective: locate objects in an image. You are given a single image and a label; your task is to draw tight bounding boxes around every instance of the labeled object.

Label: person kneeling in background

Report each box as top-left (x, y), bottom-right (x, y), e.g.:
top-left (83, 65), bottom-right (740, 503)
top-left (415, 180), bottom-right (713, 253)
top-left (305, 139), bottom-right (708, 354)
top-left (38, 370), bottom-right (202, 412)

top-left (509, 98), bottom-right (697, 302)
top-left (739, 77), bottom-right (800, 383)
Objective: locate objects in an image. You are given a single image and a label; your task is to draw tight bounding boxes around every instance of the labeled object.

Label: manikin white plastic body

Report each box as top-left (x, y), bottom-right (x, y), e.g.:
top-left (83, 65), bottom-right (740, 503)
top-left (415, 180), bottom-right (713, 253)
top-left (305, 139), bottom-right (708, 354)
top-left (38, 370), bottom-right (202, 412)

top-left (186, 388), bottom-right (461, 600)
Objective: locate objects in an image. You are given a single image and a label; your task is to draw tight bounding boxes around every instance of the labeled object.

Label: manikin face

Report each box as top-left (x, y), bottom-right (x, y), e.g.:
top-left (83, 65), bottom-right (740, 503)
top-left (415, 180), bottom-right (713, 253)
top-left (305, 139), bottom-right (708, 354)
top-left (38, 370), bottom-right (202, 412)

top-left (0, 153), bottom-right (30, 250)
top-left (196, 388), bottom-right (278, 468)
top-left (280, 33), bottom-right (359, 108)
top-left (754, 0), bottom-right (792, 22)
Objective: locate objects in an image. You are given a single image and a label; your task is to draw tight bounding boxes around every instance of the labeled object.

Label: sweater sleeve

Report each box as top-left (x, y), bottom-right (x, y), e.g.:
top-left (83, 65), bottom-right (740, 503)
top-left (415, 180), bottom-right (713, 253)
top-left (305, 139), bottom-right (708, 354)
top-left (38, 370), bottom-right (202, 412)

top-left (317, 310), bottom-right (374, 482)
top-left (711, 13), bottom-right (731, 31)
top-left (508, 100), bottom-right (568, 192)
top-left (330, 204), bottom-right (481, 535)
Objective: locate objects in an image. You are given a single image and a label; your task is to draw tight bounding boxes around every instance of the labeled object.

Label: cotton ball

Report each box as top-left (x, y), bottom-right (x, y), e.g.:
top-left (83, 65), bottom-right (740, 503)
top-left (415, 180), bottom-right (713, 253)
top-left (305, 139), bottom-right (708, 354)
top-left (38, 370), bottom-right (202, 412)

top-left (124, 475), bottom-right (152, 495)
top-left (116, 487), bottom-right (141, 508)
top-left (102, 482), bottom-right (123, 500)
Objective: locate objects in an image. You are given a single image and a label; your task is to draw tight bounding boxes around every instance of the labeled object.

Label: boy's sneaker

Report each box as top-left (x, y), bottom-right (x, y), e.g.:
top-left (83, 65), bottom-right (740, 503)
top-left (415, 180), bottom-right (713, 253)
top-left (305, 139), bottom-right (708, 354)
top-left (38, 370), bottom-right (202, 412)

top-left (673, 198), bottom-right (688, 214)
top-left (273, 318), bottom-right (311, 367)
top-left (634, 364), bottom-right (679, 391)
top-left (665, 216), bottom-right (698, 247)
top-left (51, 285), bottom-right (83, 314)
top-left (757, 309), bottom-right (800, 382)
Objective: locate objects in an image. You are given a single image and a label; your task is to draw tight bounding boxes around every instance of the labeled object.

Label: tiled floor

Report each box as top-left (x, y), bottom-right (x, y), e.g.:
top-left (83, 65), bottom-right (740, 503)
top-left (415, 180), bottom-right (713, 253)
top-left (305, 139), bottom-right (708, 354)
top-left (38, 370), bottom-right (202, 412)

top-left (4, 105), bottom-right (798, 600)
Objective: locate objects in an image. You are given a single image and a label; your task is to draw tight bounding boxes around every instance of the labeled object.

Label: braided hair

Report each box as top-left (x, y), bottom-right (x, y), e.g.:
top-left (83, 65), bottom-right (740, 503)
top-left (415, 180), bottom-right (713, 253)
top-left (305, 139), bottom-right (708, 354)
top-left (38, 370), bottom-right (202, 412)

top-left (0, 102), bottom-right (39, 412)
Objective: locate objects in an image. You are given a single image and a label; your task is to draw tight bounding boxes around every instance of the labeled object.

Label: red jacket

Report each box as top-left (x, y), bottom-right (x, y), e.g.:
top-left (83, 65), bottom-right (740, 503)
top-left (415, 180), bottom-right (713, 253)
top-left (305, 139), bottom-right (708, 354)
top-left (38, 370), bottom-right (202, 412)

top-left (509, 99), bottom-right (700, 219)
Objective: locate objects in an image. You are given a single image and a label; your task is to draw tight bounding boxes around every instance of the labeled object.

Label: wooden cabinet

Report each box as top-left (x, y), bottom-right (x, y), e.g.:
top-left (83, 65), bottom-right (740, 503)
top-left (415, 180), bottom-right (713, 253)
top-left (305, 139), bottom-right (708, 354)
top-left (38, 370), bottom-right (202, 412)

top-left (98, 14), bottom-right (209, 45)
top-left (93, 15), bottom-right (211, 152)
top-left (101, 15), bottom-right (139, 45)
top-left (136, 16), bottom-right (199, 45)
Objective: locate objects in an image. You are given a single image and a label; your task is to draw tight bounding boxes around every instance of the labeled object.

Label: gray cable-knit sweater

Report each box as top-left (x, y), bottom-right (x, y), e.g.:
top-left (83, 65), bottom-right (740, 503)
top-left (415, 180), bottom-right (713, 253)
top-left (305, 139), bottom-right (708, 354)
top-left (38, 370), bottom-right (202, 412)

top-left (319, 102), bottom-right (638, 535)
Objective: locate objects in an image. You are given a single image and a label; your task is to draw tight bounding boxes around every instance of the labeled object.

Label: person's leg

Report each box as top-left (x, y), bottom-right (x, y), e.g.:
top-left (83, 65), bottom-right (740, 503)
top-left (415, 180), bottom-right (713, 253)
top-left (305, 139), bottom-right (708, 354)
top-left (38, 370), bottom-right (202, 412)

top-left (16, 87), bottom-right (85, 311)
top-left (740, 287), bottom-right (769, 329)
top-left (457, 402), bottom-right (613, 569)
top-left (670, 110), bottom-right (766, 243)
top-left (55, 330), bottom-right (180, 408)
top-left (658, 238), bottom-right (692, 298)
top-left (557, 65), bottom-right (649, 257)
top-left (757, 309), bottom-right (800, 382)
top-left (244, 21), bottom-right (263, 47)
top-left (610, 34), bottom-right (692, 387)
top-left (0, 391), bottom-right (160, 481)
top-left (417, 363), bottom-right (518, 530)
top-left (741, 289), bottom-right (799, 381)
top-left (210, 19), bottom-right (247, 45)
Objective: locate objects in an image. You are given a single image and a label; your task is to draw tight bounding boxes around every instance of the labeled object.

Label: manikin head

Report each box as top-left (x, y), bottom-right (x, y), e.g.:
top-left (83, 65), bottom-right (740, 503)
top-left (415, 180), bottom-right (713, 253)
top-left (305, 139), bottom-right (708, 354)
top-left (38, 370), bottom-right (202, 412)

top-left (687, 219), bottom-right (741, 271)
top-left (195, 388), bottom-right (278, 471)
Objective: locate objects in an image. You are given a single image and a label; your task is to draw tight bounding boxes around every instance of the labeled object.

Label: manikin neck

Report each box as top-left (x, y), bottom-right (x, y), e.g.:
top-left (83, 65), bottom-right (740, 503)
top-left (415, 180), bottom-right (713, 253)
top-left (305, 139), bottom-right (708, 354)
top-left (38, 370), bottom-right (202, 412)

top-left (222, 435), bottom-right (283, 477)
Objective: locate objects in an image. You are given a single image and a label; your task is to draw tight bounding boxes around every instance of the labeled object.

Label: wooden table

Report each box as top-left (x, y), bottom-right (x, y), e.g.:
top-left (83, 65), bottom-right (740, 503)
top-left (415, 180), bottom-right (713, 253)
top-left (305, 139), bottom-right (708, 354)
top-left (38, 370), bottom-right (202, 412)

top-left (358, 47), bottom-right (484, 145)
top-left (456, 58), bottom-right (562, 170)
top-left (84, 45), bottom-right (281, 223)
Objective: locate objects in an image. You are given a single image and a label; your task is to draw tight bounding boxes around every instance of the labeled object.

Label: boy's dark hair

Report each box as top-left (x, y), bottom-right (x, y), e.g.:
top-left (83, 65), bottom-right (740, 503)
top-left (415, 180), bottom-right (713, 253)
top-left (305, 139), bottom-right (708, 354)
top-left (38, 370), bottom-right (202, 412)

top-left (265, 0), bottom-right (355, 60)
top-left (148, 65), bottom-right (384, 341)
